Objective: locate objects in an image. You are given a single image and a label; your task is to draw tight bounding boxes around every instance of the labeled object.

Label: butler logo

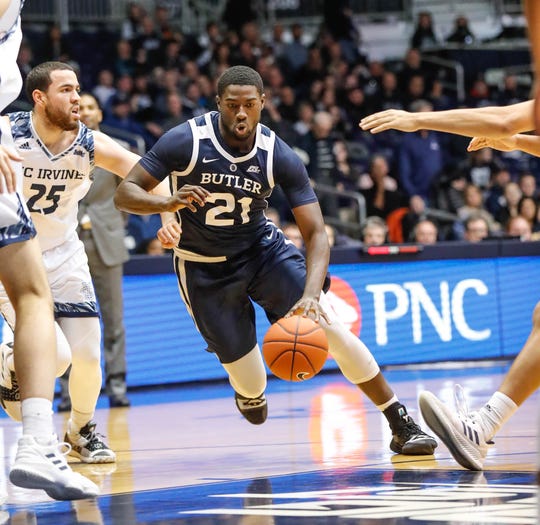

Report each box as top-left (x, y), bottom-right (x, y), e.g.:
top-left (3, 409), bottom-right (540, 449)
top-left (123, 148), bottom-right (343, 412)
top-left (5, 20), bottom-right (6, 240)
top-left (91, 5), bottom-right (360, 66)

top-left (326, 276), bottom-right (362, 336)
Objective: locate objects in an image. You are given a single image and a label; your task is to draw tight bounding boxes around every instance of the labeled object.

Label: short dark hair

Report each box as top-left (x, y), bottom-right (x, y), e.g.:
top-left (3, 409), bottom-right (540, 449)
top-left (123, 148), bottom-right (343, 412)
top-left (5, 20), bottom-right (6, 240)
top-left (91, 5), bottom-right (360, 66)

top-left (79, 91), bottom-right (102, 111)
top-left (216, 66), bottom-right (263, 97)
top-left (25, 61), bottom-right (76, 104)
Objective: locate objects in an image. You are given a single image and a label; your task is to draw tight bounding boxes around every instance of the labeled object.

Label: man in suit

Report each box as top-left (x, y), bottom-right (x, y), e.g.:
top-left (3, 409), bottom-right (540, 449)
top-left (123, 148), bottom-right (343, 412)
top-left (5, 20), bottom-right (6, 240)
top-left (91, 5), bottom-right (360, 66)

top-left (59, 92), bottom-right (130, 409)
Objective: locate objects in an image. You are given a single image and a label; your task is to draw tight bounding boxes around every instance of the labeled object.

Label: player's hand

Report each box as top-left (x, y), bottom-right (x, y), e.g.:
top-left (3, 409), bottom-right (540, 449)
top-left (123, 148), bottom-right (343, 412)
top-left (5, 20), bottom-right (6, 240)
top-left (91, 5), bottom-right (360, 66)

top-left (467, 136), bottom-right (517, 152)
top-left (285, 297), bottom-right (330, 324)
top-left (359, 110), bottom-right (417, 134)
top-left (165, 185), bottom-right (210, 213)
top-left (157, 219), bottom-right (181, 249)
top-left (0, 145), bottom-right (23, 194)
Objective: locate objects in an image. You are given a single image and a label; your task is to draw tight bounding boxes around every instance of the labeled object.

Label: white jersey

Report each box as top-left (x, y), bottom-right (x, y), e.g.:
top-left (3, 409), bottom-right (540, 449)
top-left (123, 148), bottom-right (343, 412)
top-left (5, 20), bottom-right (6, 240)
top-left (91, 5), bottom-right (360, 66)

top-left (0, 1), bottom-right (33, 243)
top-left (8, 111), bottom-right (95, 252)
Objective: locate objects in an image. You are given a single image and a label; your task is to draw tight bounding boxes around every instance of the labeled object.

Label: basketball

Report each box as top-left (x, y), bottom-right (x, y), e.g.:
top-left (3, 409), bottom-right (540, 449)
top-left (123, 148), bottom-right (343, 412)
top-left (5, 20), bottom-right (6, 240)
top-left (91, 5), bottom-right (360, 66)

top-left (262, 315), bottom-right (328, 382)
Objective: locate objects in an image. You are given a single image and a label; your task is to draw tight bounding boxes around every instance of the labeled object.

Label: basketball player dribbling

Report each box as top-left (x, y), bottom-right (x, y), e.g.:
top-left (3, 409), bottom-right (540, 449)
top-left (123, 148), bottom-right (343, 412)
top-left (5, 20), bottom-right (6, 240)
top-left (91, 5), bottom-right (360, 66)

top-left (115, 65), bottom-right (437, 456)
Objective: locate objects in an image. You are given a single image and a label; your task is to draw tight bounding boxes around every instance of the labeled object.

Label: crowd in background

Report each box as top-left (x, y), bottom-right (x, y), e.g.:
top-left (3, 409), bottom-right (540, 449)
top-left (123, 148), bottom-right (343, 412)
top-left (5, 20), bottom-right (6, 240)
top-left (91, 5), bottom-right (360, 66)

top-left (12, 2), bottom-right (540, 252)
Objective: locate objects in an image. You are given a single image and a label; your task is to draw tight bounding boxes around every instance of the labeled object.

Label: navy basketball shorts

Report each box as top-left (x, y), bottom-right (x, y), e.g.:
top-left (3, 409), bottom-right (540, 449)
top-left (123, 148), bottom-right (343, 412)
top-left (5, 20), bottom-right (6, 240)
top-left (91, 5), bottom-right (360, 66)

top-left (174, 230), bottom-right (314, 364)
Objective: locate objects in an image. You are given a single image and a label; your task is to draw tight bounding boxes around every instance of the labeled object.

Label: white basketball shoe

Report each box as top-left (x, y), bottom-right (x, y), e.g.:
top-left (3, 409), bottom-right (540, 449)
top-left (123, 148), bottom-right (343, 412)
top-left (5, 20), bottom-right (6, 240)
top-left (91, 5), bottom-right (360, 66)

top-left (419, 386), bottom-right (493, 470)
top-left (9, 435), bottom-right (100, 500)
top-left (0, 342), bottom-right (22, 421)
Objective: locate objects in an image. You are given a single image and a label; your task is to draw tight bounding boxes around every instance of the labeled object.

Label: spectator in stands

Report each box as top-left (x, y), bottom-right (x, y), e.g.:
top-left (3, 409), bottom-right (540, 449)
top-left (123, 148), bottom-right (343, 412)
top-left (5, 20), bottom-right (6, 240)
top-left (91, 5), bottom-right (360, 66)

top-left (398, 48), bottom-right (430, 93)
top-left (298, 111), bottom-right (341, 216)
top-left (281, 23), bottom-right (309, 78)
top-left (132, 15), bottom-right (163, 66)
top-left (428, 79), bottom-right (454, 111)
top-left (402, 74), bottom-right (427, 110)
top-left (92, 69), bottom-right (116, 109)
top-left (446, 15), bottom-right (475, 45)
top-left (497, 74), bottom-right (529, 106)
top-left (467, 78), bottom-right (496, 108)
top-left (518, 172), bottom-right (539, 199)
top-left (517, 196), bottom-right (539, 231)
top-left (454, 183), bottom-right (500, 239)
top-left (463, 214), bottom-right (490, 242)
top-left (397, 99), bottom-right (443, 205)
top-left (411, 11), bottom-right (439, 50)
top-left (114, 39), bottom-right (136, 78)
top-left (496, 181), bottom-right (522, 226)
top-left (361, 216), bottom-right (388, 246)
top-left (458, 147), bottom-right (502, 189)
top-left (293, 100), bottom-right (315, 138)
top-left (506, 215), bottom-right (532, 240)
top-left (411, 218), bottom-right (439, 244)
top-left (121, 1), bottom-right (146, 41)
top-left (371, 70), bottom-right (403, 112)
top-left (358, 154), bottom-right (406, 219)
top-left (146, 91), bottom-right (192, 140)
top-left (485, 167), bottom-right (512, 218)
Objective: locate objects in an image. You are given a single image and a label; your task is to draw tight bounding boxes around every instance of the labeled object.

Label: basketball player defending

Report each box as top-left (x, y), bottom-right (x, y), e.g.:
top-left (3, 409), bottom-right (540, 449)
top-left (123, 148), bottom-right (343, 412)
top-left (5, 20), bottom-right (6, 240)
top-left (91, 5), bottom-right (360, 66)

top-left (0, 1), bottom-right (98, 498)
top-left (115, 66), bottom-right (437, 456)
top-left (0, 61), bottom-right (163, 464)
top-left (360, 98), bottom-right (540, 469)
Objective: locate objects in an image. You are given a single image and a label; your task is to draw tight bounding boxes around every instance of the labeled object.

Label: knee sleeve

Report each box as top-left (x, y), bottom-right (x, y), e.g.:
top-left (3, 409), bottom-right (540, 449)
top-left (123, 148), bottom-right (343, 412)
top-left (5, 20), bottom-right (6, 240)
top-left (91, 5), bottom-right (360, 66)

top-left (55, 322), bottom-right (71, 377)
top-left (57, 317), bottom-right (101, 365)
top-left (319, 292), bottom-right (380, 384)
top-left (222, 346), bottom-right (267, 399)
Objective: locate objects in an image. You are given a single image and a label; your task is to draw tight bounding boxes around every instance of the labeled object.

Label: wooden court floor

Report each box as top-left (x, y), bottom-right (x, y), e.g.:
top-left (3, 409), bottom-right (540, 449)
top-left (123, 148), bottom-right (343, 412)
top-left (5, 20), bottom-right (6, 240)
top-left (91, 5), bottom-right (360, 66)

top-left (0, 362), bottom-right (536, 524)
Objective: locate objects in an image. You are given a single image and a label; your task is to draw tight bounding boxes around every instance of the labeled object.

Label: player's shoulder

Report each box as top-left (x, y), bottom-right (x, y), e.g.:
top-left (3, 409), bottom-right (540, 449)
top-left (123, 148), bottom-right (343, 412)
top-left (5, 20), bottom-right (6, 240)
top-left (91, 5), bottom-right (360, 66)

top-left (8, 111), bottom-right (30, 139)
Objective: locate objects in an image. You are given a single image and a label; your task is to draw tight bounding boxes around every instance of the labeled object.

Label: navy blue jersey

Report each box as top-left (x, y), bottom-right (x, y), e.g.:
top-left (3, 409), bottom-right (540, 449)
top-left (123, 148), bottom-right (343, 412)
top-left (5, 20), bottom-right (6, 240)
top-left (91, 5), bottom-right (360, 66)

top-left (139, 111), bottom-right (317, 259)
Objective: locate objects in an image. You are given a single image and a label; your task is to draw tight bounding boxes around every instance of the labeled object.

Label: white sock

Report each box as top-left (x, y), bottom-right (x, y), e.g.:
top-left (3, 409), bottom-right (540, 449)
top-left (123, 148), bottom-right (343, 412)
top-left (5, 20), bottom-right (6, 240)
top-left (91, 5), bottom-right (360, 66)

top-left (21, 398), bottom-right (54, 443)
top-left (376, 395), bottom-right (399, 412)
top-left (478, 391), bottom-right (518, 441)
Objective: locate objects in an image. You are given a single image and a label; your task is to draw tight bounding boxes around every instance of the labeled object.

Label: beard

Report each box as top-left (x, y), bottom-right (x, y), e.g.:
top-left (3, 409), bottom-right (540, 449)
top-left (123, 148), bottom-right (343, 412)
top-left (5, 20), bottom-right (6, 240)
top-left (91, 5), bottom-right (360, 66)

top-left (45, 104), bottom-right (78, 131)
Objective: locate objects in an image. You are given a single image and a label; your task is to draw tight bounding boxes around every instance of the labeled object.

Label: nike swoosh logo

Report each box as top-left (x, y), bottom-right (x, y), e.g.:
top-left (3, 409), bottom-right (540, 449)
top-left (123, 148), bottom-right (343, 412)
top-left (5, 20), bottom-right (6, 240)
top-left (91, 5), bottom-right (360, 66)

top-left (202, 157), bottom-right (219, 163)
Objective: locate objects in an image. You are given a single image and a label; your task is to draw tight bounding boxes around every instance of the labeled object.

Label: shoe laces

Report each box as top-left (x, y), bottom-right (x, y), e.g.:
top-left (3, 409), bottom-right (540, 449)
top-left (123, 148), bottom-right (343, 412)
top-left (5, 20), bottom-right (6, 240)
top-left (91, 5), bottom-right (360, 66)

top-left (453, 384), bottom-right (494, 445)
top-left (454, 384), bottom-right (477, 422)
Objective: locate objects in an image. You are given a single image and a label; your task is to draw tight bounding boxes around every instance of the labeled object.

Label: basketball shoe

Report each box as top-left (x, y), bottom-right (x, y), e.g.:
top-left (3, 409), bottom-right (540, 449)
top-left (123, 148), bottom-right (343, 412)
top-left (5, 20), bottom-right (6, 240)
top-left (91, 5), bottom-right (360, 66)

top-left (0, 342), bottom-right (22, 421)
top-left (9, 435), bottom-right (100, 500)
top-left (384, 402), bottom-right (438, 455)
top-left (235, 392), bottom-right (267, 425)
top-left (419, 387), bottom-right (492, 470)
top-left (64, 421), bottom-right (116, 463)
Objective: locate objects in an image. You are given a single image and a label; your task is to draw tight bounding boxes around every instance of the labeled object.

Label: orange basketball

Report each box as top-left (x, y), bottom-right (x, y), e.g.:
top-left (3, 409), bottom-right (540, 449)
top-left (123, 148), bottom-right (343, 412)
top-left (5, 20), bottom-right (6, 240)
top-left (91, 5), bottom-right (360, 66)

top-left (262, 315), bottom-right (328, 382)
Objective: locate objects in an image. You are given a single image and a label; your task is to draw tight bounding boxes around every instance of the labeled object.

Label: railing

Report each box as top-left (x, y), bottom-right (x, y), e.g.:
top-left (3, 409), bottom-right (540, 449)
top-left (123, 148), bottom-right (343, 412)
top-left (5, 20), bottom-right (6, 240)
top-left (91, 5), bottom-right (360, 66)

top-left (312, 182), bottom-right (366, 239)
top-left (421, 54), bottom-right (466, 103)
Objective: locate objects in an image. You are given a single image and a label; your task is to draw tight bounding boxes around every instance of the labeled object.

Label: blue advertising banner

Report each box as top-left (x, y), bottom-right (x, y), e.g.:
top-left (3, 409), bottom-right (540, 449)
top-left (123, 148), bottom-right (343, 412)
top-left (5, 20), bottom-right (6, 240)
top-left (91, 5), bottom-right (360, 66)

top-left (118, 255), bottom-right (539, 387)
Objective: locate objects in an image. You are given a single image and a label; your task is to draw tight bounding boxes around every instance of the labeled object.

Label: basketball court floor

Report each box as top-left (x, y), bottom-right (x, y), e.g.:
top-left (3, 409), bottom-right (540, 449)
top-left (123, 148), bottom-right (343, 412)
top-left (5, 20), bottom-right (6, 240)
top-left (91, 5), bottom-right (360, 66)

top-left (0, 361), bottom-right (536, 524)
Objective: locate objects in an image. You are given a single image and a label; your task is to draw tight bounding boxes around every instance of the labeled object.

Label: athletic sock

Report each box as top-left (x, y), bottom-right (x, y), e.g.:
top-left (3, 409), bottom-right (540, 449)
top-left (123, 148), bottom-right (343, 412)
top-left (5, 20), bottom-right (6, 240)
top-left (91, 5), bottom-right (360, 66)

top-left (21, 397), bottom-right (54, 443)
top-left (478, 391), bottom-right (518, 441)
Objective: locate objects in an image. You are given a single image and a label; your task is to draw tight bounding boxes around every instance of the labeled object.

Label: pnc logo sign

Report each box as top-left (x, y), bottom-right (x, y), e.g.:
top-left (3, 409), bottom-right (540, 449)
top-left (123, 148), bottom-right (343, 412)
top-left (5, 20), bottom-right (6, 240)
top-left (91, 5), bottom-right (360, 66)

top-left (327, 276), bottom-right (492, 346)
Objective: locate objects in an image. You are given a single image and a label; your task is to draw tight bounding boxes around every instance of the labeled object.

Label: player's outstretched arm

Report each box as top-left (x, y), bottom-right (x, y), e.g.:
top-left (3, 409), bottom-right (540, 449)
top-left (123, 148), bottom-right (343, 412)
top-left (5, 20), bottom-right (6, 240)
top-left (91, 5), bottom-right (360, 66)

top-left (359, 100), bottom-right (535, 137)
top-left (93, 131), bottom-right (141, 177)
top-left (468, 133), bottom-right (540, 156)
